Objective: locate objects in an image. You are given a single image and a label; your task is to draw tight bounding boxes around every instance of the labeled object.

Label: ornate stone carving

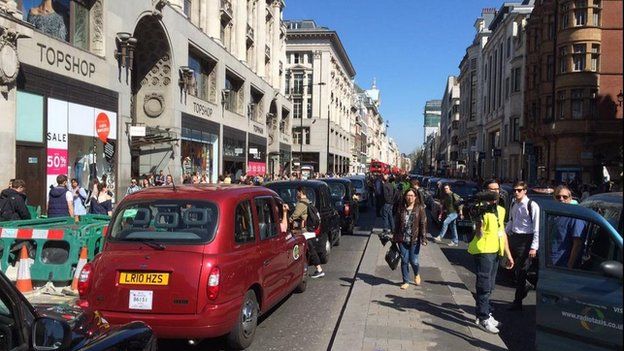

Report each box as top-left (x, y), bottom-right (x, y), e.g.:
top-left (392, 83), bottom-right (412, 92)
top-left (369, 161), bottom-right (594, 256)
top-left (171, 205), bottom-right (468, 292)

top-left (90, 0), bottom-right (104, 55)
top-left (143, 93), bottom-right (165, 117)
top-left (0, 28), bottom-right (19, 89)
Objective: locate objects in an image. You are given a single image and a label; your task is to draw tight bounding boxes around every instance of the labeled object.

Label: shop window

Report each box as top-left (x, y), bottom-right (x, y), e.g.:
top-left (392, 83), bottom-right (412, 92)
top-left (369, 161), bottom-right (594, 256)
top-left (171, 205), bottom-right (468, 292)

top-left (16, 91), bottom-right (44, 143)
top-left (22, 0), bottom-right (94, 51)
top-left (224, 72), bottom-right (244, 114)
top-left (234, 201), bottom-right (255, 244)
top-left (590, 44), bottom-right (600, 71)
top-left (572, 44), bottom-right (586, 71)
top-left (571, 89), bottom-right (583, 119)
top-left (189, 50), bottom-right (217, 103)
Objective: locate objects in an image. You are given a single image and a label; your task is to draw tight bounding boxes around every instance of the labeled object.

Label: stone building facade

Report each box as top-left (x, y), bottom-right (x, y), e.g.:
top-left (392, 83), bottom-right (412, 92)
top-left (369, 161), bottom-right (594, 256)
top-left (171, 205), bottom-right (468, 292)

top-left (439, 76), bottom-right (460, 177)
top-left (522, 0), bottom-right (623, 184)
top-left (284, 19), bottom-right (356, 175)
top-left (0, 0), bottom-right (291, 210)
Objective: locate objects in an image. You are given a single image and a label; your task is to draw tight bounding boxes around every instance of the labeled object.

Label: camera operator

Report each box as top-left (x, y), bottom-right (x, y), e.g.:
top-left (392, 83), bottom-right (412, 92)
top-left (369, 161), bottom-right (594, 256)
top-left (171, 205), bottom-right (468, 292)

top-left (467, 184), bottom-right (514, 334)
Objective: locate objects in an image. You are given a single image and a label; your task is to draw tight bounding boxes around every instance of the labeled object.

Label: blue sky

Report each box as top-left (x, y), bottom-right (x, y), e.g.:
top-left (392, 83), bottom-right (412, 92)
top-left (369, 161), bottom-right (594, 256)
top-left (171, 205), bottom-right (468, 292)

top-left (284, 0), bottom-right (503, 155)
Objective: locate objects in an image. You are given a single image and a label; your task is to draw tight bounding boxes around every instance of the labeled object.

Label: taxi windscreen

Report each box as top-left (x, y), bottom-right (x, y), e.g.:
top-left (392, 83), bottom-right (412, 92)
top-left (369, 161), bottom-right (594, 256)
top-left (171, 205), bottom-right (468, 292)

top-left (109, 200), bottom-right (219, 243)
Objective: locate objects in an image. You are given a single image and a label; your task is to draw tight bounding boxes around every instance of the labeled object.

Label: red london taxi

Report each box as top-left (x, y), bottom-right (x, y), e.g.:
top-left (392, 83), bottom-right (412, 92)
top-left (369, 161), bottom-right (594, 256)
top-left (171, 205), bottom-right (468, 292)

top-left (77, 185), bottom-right (308, 350)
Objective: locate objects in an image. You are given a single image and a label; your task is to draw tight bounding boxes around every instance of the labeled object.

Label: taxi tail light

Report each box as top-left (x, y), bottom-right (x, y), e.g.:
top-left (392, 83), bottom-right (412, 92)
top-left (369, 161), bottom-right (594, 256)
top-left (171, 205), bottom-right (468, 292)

top-left (207, 266), bottom-right (221, 300)
top-left (77, 263), bottom-right (93, 296)
top-left (344, 203), bottom-right (351, 217)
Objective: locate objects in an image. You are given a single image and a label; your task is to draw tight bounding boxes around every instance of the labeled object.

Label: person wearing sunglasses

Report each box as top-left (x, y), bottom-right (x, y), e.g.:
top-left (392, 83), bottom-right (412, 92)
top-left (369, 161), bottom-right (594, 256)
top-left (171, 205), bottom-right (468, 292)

top-left (505, 181), bottom-right (540, 312)
top-left (550, 185), bottom-right (586, 269)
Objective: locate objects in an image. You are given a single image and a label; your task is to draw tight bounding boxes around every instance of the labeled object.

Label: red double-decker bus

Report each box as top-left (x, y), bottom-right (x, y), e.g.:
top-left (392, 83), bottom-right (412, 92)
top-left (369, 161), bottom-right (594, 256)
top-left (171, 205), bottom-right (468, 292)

top-left (369, 160), bottom-right (390, 174)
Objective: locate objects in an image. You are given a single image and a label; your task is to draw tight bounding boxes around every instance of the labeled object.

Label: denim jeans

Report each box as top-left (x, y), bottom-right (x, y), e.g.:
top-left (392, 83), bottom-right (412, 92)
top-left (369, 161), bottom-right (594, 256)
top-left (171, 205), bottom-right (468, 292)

top-left (382, 203), bottom-right (394, 232)
top-left (474, 253), bottom-right (499, 321)
top-left (438, 212), bottom-right (458, 243)
top-left (399, 242), bottom-right (421, 284)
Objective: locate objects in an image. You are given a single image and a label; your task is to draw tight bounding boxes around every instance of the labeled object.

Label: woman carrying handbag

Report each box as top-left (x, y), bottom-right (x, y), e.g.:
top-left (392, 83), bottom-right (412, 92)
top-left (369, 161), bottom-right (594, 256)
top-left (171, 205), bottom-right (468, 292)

top-left (393, 188), bottom-right (428, 290)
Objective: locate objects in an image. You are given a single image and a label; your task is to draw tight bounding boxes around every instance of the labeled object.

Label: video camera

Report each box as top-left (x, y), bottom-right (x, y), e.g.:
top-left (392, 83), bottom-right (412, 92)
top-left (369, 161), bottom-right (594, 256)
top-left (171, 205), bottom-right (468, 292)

top-left (468, 191), bottom-right (500, 220)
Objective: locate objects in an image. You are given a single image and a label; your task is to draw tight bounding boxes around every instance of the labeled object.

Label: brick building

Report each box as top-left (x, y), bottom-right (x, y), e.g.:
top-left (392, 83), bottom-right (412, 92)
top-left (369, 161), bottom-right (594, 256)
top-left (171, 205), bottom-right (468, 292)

top-left (522, 0), bottom-right (623, 185)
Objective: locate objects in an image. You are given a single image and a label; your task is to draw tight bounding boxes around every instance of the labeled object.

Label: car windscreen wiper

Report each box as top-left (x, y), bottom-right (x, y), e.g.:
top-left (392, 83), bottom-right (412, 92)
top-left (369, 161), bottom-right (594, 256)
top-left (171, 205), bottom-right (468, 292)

top-left (122, 238), bottom-right (166, 250)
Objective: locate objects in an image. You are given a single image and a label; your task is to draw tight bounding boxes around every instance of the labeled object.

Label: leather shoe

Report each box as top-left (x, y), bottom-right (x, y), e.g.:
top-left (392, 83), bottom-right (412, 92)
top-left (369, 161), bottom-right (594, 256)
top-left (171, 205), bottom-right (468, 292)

top-left (507, 302), bottom-right (523, 311)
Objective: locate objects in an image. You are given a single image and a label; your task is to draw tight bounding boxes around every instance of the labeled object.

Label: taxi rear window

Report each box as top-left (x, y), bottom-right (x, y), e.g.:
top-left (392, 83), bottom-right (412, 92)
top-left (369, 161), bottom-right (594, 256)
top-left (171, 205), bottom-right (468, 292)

top-left (109, 200), bottom-right (219, 243)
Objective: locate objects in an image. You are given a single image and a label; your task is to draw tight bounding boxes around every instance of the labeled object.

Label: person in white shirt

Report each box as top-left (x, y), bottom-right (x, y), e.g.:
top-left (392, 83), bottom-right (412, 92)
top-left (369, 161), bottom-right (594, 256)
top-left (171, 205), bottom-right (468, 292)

top-left (505, 180), bottom-right (540, 311)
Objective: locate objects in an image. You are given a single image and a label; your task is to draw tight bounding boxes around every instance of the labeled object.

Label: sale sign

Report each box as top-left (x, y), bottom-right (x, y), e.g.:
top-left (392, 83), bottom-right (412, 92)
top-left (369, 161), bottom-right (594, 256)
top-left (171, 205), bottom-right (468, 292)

top-left (96, 112), bottom-right (110, 143)
top-left (247, 161), bottom-right (266, 176)
top-left (47, 148), bottom-right (68, 174)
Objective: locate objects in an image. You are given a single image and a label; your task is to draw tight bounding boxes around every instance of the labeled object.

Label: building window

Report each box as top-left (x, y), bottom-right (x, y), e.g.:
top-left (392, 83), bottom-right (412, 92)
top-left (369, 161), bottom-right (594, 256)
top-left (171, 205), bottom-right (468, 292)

top-left (513, 67), bottom-right (521, 92)
top-left (506, 37), bottom-right (511, 58)
top-left (557, 91), bottom-right (566, 119)
top-left (559, 47), bottom-right (568, 73)
top-left (573, 44), bottom-right (586, 71)
top-left (512, 118), bottom-right (520, 141)
top-left (590, 44), bottom-right (600, 71)
top-left (293, 73), bottom-right (304, 94)
top-left (546, 55), bottom-right (554, 80)
top-left (561, 3), bottom-right (570, 29)
top-left (292, 127), bottom-right (310, 144)
top-left (589, 89), bottom-right (598, 118)
top-left (188, 50), bottom-right (217, 103)
top-left (184, 0), bottom-right (192, 17)
top-left (545, 95), bottom-right (554, 121)
top-left (249, 88), bottom-right (264, 122)
top-left (293, 53), bottom-right (302, 64)
top-left (285, 72), bottom-right (291, 94)
top-left (592, 8), bottom-right (601, 26)
top-left (307, 73), bottom-right (313, 94)
top-left (571, 89), bottom-right (583, 119)
top-left (293, 98), bottom-right (302, 119)
top-left (547, 16), bottom-right (556, 39)
top-left (224, 72), bottom-right (244, 114)
top-left (306, 99), bottom-right (312, 119)
top-left (22, 0), bottom-right (95, 51)
top-left (532, 65), bottom-right (539, 88)
top-left (574, 0), bottom-right (587, 26)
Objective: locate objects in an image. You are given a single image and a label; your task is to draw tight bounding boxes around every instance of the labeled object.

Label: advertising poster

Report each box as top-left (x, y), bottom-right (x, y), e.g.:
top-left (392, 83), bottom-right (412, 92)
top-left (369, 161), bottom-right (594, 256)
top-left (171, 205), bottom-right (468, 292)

top-left (46, 98), bottom-right (69, 189)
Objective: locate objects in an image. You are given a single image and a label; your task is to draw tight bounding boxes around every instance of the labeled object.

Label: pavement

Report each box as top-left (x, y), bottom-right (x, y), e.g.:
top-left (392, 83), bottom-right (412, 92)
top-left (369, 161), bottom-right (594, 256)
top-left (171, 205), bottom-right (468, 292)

top-left (331, 218), bottom-right (508, 351)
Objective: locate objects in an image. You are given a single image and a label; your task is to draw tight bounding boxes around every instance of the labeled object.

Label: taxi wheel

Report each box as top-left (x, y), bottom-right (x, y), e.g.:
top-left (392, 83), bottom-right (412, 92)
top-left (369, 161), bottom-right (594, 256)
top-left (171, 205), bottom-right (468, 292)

top-left (295, 268), bottom-right (308, 293)
top-left (227, 290), bottom-right (259, 350)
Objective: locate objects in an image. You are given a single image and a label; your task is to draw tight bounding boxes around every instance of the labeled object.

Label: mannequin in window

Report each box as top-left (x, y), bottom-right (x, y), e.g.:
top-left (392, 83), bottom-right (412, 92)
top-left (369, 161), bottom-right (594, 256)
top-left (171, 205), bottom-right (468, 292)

top-left (27, 0), bottom-right (68, 41)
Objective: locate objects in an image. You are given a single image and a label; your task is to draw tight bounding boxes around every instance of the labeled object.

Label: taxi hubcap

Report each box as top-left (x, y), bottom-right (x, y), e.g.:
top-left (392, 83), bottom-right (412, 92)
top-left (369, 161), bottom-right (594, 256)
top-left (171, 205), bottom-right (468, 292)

top-left (241, 300), bottom-right (257, 337)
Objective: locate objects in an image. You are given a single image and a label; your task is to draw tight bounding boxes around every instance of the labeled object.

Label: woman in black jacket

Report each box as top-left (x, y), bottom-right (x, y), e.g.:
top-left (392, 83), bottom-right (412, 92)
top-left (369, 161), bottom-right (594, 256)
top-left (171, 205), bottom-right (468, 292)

top-left (393, 188), bottom-right (427, 290)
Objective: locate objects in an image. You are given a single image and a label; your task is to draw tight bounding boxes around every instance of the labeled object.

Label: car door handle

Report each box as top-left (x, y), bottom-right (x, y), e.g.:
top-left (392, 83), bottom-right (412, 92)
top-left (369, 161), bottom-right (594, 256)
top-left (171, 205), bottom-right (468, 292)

top-left (541, 293), bottom-right (560, 304)
top-left (263, 259), bottom-right (271, 266)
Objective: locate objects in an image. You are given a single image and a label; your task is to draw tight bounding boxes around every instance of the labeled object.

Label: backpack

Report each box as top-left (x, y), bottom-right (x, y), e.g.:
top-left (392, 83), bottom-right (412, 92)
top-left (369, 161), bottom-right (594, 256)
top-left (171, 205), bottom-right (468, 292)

top-left (510, 199), bottom-right (534, 224)
top-left (0, 196), bottom-right (16, 222)
top-left (305, 203), bottom-right (321, 232)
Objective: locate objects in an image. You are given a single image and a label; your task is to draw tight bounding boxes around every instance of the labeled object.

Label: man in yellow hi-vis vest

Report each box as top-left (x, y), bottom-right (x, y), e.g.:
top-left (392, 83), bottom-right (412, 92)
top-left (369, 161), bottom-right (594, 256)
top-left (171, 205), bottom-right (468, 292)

top-left (468, 180), bottom-right (515, 334)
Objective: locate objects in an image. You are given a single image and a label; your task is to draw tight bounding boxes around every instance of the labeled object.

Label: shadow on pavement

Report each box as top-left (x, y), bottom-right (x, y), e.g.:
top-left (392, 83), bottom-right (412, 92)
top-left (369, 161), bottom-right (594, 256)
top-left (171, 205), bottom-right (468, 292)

top-left (424, 279), bottom-right (470, 290)
top-left (347, 273), bottom-right (397, 287)
top-left (371, 294), bottom-right (507, 351)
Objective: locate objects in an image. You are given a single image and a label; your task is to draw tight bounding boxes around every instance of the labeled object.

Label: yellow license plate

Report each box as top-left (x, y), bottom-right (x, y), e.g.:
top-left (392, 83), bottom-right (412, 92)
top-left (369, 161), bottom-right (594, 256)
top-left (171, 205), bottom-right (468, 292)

top-left (119, 272), bottom-right (169, 286)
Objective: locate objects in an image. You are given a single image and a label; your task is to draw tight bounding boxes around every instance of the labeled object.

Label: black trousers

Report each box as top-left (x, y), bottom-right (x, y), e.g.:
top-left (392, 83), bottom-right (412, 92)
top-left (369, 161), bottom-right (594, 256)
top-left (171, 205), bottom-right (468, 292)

top-left (509, 234), bottom-right (534, 303)
top-left (306, 239), bottom-right (321, 266)
top-left (375, 194), bottom-right (384, 217)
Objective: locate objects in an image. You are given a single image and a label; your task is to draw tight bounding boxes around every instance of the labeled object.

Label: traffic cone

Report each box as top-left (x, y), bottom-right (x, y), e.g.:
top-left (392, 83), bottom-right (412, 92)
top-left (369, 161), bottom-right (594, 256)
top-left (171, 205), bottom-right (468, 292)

top-left (16, 245), bottom-right (33, 294)
top-left (71, 247), bottom-right (88, 291)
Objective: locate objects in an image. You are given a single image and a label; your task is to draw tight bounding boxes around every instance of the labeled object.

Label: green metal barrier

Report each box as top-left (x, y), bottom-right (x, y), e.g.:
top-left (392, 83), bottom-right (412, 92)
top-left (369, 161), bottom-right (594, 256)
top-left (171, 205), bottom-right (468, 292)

top-left (0, 215), bottom-right (110, 284)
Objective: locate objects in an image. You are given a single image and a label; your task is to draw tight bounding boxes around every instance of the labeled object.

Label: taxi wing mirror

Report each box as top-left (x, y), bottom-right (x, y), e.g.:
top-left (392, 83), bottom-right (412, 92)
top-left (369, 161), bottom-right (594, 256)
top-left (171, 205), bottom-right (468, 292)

top-left (600, 261), bottom-right (623, 281)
